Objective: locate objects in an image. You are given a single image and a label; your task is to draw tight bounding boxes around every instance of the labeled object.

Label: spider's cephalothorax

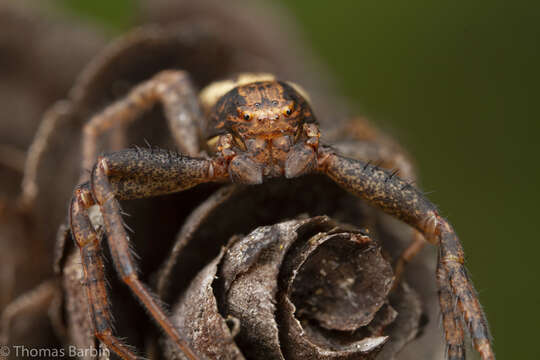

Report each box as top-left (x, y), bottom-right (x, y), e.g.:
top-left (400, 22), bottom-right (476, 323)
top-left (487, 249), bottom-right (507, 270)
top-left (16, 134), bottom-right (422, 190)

top-left (203, 76), bottom-right (320, 183)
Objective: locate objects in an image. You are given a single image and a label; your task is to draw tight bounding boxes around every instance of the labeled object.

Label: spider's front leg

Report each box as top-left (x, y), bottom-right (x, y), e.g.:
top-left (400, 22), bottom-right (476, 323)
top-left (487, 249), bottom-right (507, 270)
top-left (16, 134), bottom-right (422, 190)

top-left (330, 117), bottom-right (423, 282)
top-left (70, 148), bottom-right (227, 360)
top-left (330, 116), bottom-right (417, 183)
top-left (317, 146), bottom-right (494, 360)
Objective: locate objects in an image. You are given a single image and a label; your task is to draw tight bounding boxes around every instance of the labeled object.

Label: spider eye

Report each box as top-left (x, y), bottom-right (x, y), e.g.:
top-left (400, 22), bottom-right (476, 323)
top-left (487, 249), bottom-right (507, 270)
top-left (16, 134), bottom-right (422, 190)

top-left (285, 107), bottom-right (292, 116)
top-left (243, 113), bottom-right (251, 121)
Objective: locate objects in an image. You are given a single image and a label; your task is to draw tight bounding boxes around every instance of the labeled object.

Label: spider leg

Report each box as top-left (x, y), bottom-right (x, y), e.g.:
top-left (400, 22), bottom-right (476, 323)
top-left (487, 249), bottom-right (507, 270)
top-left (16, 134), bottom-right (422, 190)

top-left (317, 146), bottom-right (494, 360)
top-left (156, 184), bottom-right (240, 299)
top-left (328, 116), bottom-right (417, 183)
top-left (332, 126), bottom-right (425, 283)
top-left (332, 139), bottom-right (416, 183)
top-left (82, 70), bottom-right (202, 179)
top-left (437, 258), bottom-right (466, 360)
top-left (392, 230), bottom-right (425, 285)
top-left (19, 101), bottom-right (71, 210)
top-left (70, 148), bottom-right (223, 359)
top-left (71, 186), bottom-right (140, 359)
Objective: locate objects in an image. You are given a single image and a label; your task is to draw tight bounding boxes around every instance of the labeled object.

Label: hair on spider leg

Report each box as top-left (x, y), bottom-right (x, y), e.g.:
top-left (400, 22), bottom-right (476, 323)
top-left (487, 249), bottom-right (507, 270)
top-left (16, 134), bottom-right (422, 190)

top-left (125, 236), bottom-right (142, 262)
top-left (401, 180), bottom-right (416, 191)
top-left (103, 273), bottom-right (113, 294)
top-left (116, 199), bottom-right (135, 220)
top-left (129, 144), bottom-right (144, 157)
top-left (372, 160), bottom-right (384, 172)
top-left (122, 219), bottom-right (135, 234)
top-left (467, 285), bottom-right (493, 342)
top-left (363, 160), bottom-right (372, 171)
top-left (385, 168), bottom-right (400, 183)
top-left (120, 210), bottom-right (132, 217)
top-left (108, 335), bottom-right (143, 359)
top-left (319, 142), bottom-right (339, 152)
top-left (131, 280), bottom-right (173, 321)
top-left (167, 149), bottom-right (179, 164)
top-left (141, 138), bottom-right (161, 155)
top-left (143, 138), bottom-right (152, 150)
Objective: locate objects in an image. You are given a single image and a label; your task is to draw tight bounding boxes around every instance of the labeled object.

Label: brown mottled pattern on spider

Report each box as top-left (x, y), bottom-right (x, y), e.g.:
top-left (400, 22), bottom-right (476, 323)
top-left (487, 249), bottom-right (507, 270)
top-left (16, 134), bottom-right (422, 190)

top-left (68, 72), bottom-right (494, 360)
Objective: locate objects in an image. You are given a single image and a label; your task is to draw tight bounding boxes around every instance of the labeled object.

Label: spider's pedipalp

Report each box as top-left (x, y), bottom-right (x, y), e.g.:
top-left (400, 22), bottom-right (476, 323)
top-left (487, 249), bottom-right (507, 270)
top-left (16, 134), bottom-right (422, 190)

top-left (317, 146), bottom-right (494, 360)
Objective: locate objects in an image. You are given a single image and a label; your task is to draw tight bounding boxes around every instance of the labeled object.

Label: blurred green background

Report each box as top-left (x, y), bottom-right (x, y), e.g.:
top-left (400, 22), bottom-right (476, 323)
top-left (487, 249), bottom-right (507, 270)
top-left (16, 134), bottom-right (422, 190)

top-left (53, 0), bottom-right (540, 358)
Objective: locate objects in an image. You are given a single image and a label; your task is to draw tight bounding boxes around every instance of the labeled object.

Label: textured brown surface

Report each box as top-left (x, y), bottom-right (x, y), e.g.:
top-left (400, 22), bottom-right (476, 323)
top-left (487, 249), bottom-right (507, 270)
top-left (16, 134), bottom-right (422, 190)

top-left (164, 217), bottom-right (422, 360)
top-left (163, 248), bottom-right (244, 360)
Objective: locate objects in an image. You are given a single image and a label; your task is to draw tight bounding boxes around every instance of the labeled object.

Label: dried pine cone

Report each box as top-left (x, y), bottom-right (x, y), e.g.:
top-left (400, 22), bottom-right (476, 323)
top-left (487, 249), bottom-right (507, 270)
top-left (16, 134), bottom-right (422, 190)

top-left (164, 216), bottom-right (422, 360)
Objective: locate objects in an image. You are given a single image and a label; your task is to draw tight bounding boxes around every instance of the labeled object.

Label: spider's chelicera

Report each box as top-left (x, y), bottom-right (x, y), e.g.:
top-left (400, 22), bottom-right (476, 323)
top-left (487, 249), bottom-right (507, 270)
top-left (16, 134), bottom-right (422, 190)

top-left (68, 72), bottom-right (494, 360)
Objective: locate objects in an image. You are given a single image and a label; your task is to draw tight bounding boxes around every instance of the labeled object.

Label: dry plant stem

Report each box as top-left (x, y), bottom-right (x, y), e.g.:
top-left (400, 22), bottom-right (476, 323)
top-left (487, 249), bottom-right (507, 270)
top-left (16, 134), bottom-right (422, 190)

top-left (81, 70), bottom-right (201, 180)
top-left (156, 184), bottom-right (239, 299)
